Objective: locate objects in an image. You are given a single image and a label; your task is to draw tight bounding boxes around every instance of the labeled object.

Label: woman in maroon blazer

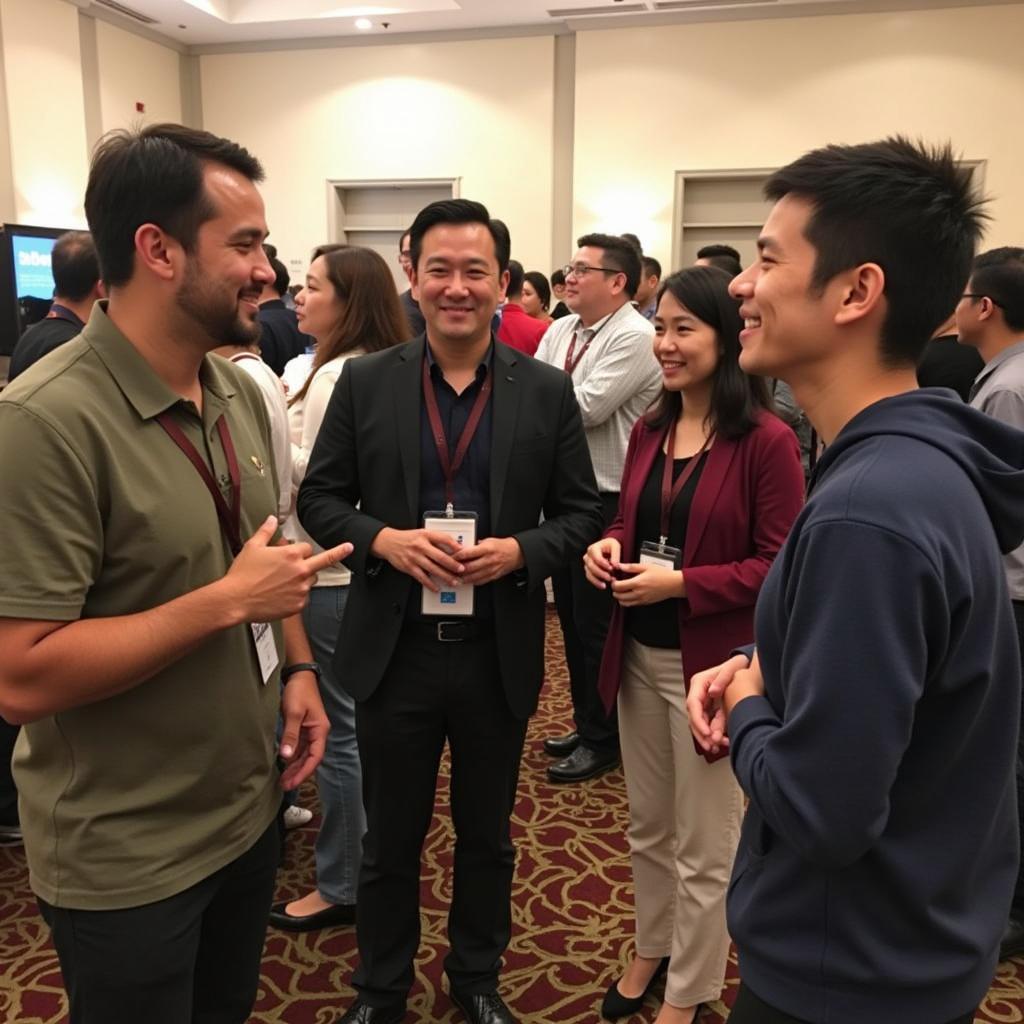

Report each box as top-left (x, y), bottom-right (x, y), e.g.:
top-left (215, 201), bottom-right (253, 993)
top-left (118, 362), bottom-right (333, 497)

top-left (583, 266), bottom-right (804, 1024)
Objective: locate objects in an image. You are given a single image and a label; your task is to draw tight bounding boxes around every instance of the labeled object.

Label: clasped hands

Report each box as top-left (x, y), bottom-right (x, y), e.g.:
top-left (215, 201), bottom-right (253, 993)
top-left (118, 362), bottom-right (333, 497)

top-left (371, 526), bottom-right (524, 590)
top-left (582, 537), bottom-right (683, 606)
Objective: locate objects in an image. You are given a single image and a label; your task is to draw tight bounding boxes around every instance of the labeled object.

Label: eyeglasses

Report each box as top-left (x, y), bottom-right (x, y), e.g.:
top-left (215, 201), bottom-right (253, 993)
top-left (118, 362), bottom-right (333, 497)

top-left (962, 292), bottom-right (1005, 308)
top-left (562, 263), bottom-right (622, 279)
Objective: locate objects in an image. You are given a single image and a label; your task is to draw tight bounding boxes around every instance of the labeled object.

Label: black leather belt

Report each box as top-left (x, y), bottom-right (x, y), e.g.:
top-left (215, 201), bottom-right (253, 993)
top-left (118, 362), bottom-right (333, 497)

top-left (407, 620), bottom-right (486, 642)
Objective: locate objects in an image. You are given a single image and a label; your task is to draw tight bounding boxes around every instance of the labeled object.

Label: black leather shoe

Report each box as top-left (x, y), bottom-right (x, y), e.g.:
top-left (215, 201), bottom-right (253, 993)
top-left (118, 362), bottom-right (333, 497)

top-left (547, 745), bottom-right (619, 783)
top-left (335, 1000), bottom-right (405, 1024)
top-left (600, 957), bottom-right (669, 1020)
top-left (1001, 916), bottom-right (1024, 960)
top-left (543, 731), bottom-right (580, 757)
top-left (269, 900), bottom-right (356, 932)
top-left (450, 988), bottom-right (517, 1024)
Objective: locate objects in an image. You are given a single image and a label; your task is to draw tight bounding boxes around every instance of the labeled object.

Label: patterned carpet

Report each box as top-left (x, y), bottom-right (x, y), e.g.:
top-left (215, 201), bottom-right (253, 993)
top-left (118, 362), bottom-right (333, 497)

top-left (2, 609), bottom-right (1024, 1022)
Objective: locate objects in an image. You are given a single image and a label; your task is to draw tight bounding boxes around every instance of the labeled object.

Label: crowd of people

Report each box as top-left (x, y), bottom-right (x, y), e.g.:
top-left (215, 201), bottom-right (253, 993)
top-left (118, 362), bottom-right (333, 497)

top-left (0, 123), bottom-right (1023, 1024)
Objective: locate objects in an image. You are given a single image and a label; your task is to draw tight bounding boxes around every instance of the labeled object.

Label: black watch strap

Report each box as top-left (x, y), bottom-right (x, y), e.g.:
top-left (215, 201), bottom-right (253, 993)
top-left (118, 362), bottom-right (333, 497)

top-left (280, 662), bottom-right (321, 683)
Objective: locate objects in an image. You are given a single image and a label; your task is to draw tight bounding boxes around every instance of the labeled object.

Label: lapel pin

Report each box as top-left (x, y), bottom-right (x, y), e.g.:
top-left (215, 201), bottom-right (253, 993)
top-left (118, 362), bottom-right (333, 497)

top-left (250, 455), bottom-right (265, 475)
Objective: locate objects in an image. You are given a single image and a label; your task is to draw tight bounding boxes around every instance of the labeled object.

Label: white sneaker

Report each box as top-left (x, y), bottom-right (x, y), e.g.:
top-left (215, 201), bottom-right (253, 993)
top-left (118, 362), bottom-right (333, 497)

top-left (283, 805), bottom-right (314, 830)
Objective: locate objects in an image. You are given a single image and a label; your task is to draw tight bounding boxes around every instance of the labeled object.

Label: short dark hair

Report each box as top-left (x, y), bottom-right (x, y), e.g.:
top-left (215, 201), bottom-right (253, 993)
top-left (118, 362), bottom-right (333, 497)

top-left (765, 136), bottom-right (987, 366)
top-left (577, 232), bottom-right (642, 298)
top-left (641, 256), bottom-right (662, 280)
top-left (703, 254), bottom-right (742, 278)
top-left (84, 123), bottom-right (264, 287)
top-left (506, 259), bottom-right (525, 299)
top-left (697, 243), bottom-right (740, 262)
top-left (646, 266), bottom-right (771, 440)
top-left (621, 232), bottom-right (643, 254)
top-left (969, 247), bottom-right (1024, 332)
top-left (51, 231), bottom-right (100, 301)
top-left (262, 242), bottom-right (277, 260)
top-left (409, 199), bottom-right (510, 273)
top-left (524, 271), bottom-right (551, 311)
top-left (550, 268), bottom-right (566, 288)
top-left (399, 230), bottom-right (411, 252)
top-left (269, 256), bottom-right (289, 296)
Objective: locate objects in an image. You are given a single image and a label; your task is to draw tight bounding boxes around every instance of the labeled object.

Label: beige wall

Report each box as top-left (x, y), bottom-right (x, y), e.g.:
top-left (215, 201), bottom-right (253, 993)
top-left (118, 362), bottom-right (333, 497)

top-left (200, 36), bottom-right (555, 278)
top-left (0, 0), bottom-right (88, 228)
top-left (96, 19), bottom-right (182, 135)
top-left (574, 5), bottom-right (1024, 274)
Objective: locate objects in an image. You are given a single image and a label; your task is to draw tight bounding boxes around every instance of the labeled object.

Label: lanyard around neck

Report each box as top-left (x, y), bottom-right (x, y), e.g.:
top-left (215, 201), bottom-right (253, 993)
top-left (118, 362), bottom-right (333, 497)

top-left (421, 355), bottom-right (492, 514)
top-left (156, 412), bottom-right (243, 555)
top-left (659, 419), bottom-right (714, 546)
top-left (563, 313), bottom-right (613, 375)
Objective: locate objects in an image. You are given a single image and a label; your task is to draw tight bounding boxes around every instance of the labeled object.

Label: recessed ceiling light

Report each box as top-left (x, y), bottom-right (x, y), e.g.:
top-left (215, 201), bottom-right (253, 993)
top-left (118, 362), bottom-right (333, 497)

top-left (355, 18), bottom-right (372, 30)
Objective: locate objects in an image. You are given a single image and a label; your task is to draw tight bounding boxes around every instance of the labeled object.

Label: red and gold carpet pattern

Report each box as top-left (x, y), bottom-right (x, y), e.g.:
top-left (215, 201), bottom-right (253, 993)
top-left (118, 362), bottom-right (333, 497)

top-left (3, 610), bottom-right (1024, 1021)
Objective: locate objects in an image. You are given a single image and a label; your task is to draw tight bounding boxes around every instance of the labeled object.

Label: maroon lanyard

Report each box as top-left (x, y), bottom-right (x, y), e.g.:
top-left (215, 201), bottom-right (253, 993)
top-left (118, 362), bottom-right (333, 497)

top-left (156, 412), bottom-right (243, 555)
top-left (563, 314), bottom-right (612, 375)
top-left (659, 420), bottom-right (714, 545)
top-left (421, 355), bottom-right (492, 511)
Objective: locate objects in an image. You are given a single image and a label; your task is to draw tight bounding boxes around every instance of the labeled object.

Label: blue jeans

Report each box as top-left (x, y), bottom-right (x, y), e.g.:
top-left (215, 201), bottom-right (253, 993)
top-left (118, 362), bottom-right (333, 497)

top-left (303, 585), bottom-right (365, 905)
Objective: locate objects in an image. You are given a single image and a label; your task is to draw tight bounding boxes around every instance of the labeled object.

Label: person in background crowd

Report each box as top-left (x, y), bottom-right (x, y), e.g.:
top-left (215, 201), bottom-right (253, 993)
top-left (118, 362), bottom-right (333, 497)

top-left (694, 244), bottom-right (742, 279)
top-left (956, 245), bottom-right (1024, 960)
top-left (497, 260), bottom-right (548, 355)
top-left (634, 257), bottom-right (662, 321)
top-left (585, 266), bottom-right (803, 1024)
top-left (8, 231), bottom-right (104, 382)
top-left (535, 233), bottom-right (661, 784)
top-left (621, 233), bottom-right (643, 254)
top-left (0, 122), bottom-right (344, 1024)
top-left (258, 253), bottom-right (311, 375)
top-left (297, 198), bottom-right (602, 1024)
top-left (916, 313), bottom-right (983, 401)
top-left (398, 229), bottom-right (427, 338)
top-left (550, 268), bottom-right (571, 320)
top-left (688, 137), bottom-right (1024, 1024)
top-left (522, 270), bottom-right (554, 325)
top-left (269, 244), bottom-right (409, 934)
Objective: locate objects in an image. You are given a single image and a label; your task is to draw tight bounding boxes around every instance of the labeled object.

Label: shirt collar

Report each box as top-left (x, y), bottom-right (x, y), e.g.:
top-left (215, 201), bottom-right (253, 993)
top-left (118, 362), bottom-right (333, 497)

top-left (976, 339), bottom-right (1024, 387)
top-left (82, 300), bottom-right (236, 421)
top-left (425, 337), bottom-right (494, 380)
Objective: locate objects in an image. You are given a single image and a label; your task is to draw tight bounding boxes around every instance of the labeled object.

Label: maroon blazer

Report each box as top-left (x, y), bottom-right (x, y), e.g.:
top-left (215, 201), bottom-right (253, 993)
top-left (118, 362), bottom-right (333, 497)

top-left (597, 410), bottom-right (804, 752)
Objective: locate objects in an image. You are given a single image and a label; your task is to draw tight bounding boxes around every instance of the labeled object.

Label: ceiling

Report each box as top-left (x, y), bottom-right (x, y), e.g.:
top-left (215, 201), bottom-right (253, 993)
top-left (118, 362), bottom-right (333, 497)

top-left (75, 0), bottom-right (1020, 50)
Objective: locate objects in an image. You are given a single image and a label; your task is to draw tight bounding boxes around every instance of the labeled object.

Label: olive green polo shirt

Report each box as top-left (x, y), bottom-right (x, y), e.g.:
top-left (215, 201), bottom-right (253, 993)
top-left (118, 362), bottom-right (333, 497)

top-left (0, 302), bottom-right (284, 910)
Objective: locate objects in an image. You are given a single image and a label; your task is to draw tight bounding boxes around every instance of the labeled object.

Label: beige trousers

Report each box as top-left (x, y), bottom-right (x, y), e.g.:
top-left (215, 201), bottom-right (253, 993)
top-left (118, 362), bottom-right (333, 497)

top-left (617, 638), bottom-right (744, 1008)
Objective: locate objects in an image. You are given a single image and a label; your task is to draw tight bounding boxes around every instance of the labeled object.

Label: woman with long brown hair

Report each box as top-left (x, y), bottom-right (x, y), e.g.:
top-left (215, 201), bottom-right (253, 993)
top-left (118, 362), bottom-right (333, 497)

top-left (270, 244), bottom-right (409, 932)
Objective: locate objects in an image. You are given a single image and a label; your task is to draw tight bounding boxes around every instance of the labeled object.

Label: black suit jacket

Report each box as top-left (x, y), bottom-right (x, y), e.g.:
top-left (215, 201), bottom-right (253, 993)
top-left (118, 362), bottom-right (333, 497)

top-left (297, 336), bottom-right (603, 719)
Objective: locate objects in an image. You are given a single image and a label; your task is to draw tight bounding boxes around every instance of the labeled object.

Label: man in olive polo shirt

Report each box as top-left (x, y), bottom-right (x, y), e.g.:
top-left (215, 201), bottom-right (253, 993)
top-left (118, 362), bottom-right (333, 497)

top-left (0, 124), bottom-right (350, 1024)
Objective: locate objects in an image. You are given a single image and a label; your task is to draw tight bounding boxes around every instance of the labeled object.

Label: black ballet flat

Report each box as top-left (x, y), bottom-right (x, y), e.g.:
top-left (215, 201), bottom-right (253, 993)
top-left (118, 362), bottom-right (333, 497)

top-left (600, 956), bottom-right (670, 1020)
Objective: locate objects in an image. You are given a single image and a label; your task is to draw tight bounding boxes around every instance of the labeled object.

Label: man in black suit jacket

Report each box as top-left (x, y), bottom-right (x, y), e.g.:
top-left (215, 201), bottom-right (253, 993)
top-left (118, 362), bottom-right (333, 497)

top-left (298, 200), bottom-right (602, 1024)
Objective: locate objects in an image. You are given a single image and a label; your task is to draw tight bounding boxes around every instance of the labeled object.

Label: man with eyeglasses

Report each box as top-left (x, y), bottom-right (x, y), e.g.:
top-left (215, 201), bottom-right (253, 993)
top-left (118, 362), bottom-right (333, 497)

top-left (397, 229), bottom-right (426, 338)
top-left (956, 246), bottom-right (1024, 961)
top-left (535, 233), bottom-right (660, 782)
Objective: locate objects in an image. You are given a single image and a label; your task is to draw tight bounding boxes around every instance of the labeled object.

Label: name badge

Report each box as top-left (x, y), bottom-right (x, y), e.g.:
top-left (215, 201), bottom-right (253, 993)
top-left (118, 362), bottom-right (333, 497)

top-left (421, 510), bottom-right (477, 617)
top-left (639, 539), bottom-right (682, 571)
top-left (250, 621), bottom-right (279, 685)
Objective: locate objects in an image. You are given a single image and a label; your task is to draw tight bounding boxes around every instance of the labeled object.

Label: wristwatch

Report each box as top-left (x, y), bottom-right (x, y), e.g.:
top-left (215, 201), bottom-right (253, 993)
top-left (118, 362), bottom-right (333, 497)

top-left (280, 662), bottom-right (321, 683)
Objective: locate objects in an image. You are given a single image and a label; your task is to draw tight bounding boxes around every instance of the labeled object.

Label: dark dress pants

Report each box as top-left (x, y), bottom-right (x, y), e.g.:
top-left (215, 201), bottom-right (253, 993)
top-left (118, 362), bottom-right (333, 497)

top-left (550, 491), bottom-right (620, 753)
top-left (728, 983), bottom-right (975, 1024)
top-left (1012, 600), bottom-right (1024, 914)
top-left (0, 716), bottom-right (19, 829)
top-left (352, 625), bottom-right (528, 1007)
top-left (38, 819), bottom-right (279, 1024)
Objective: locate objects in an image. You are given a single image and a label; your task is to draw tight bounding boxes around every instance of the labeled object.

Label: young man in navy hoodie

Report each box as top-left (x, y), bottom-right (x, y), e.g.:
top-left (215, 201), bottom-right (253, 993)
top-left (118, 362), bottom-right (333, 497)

top-left (688, 138), bottom-right (1024, 1024)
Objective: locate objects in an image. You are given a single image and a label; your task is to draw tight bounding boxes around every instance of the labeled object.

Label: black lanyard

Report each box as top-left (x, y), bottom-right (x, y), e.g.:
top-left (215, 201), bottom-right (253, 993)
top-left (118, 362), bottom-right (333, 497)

top-left (421, 356), bottom-right (492, 513)
top-left (156, 412), bottom-right (243, 555)
top-left (659, 420), bottom-right (714, 545)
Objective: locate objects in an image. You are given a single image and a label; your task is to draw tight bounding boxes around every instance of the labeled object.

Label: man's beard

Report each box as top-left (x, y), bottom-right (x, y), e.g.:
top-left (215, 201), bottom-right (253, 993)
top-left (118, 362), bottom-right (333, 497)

top-left (177, 263), bottom-right (260, 346)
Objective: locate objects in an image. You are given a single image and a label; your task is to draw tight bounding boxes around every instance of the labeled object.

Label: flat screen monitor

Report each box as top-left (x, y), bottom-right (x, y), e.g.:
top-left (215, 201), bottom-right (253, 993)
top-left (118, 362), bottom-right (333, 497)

top-left (0, 224), bottom-right (72, 357)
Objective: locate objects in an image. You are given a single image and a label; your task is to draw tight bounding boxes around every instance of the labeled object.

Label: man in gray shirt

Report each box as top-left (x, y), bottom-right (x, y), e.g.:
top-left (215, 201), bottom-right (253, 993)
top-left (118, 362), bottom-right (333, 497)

top-left (534, 234), bottom-right (659, 782)
top-left (957, 245), bottom-right (1024, 959)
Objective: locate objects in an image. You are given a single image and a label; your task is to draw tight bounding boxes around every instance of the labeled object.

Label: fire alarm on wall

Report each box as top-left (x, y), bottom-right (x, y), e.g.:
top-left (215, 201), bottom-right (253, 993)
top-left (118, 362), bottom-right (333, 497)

top-left (135, 101), bottom-right (145, 113)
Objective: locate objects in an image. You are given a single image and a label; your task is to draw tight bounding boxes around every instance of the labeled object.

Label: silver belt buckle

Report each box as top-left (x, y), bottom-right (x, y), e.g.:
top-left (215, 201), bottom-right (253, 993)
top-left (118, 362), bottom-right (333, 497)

top-left (436, 621), bottom-right (462, 642)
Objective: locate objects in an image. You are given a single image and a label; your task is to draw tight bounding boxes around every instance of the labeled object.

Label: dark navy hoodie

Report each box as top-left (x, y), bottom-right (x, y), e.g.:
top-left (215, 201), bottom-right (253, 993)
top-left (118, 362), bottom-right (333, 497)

top-left (728, 390), bottom-right (1024, 1024)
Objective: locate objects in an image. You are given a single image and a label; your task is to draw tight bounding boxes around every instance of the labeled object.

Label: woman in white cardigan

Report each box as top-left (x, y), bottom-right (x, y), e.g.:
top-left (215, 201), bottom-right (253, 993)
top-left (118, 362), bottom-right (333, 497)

top-left (270, 244), bottom-right (410, 931)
